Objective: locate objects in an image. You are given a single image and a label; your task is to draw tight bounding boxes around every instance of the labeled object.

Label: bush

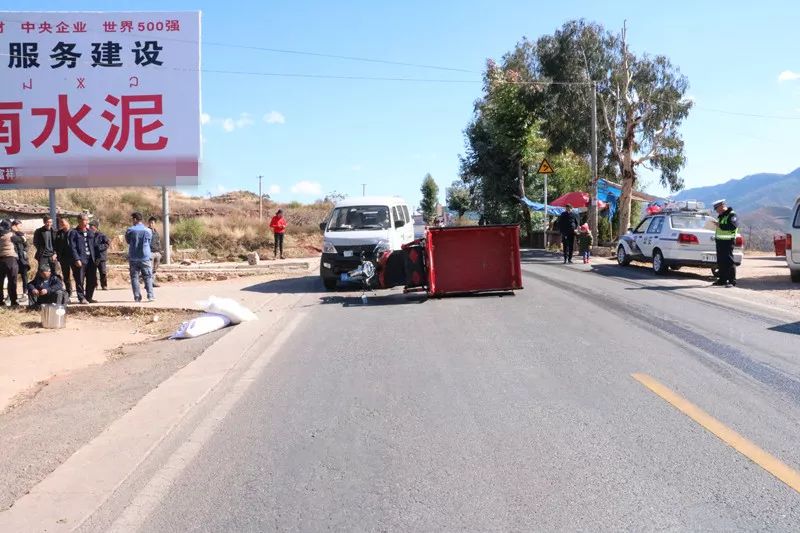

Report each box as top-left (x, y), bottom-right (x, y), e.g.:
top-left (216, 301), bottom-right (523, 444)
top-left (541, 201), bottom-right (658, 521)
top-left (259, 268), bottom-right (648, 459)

top-left (68, 190), bottom-right (97, 213)
top-left (172, 218), bottom-right (206, 248)
top-left (598, 216), bottom-right (612, 244)
top-left (286, 201), bottom-right (303, 209)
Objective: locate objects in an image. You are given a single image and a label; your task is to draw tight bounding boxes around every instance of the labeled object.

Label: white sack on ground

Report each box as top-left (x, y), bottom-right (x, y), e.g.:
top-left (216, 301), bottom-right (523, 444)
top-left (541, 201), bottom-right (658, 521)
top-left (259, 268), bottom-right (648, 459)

top-left (197, 296), bottom-right (258, 325)
top-left (170, 313), bottom-right (232, 339)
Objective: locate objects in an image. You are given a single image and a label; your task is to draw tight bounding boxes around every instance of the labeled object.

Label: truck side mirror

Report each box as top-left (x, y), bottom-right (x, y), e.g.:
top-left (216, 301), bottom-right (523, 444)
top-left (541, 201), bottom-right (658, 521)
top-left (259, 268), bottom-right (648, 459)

top-left (394, 219), bottom-right (405, 228)
top-left (319, 222), bottom-right (327, 232)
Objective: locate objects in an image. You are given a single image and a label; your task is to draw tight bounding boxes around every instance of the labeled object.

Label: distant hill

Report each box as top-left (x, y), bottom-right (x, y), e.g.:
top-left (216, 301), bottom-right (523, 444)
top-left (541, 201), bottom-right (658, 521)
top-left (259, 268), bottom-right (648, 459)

top-left (673, 168), bottom-right (800, 251)
top-left (674, 167), bottom-right (800, 214)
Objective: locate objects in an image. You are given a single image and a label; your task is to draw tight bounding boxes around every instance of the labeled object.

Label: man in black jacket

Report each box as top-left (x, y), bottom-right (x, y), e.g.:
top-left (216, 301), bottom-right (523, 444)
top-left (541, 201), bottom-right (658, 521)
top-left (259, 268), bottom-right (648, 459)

top-left (27, 263), bottom-right (68, 308)
top-left (90, 220), bottom-right (110, 290)
top-left (68, 214), bottom-right (97, 304)
top-left (10, 220), bottom-right (30, 304)
top-left (55, 217), bottom-right (74, 299)
top-left (556, 204), bottom-right (580, 264)
top-left (33, 215), bottom-right (58, 274)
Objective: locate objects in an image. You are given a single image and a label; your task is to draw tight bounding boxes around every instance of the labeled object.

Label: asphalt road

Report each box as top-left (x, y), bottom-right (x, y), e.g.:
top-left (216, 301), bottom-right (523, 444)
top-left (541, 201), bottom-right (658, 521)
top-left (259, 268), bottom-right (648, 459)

top-left (106, 252), bottom-right (800, 530)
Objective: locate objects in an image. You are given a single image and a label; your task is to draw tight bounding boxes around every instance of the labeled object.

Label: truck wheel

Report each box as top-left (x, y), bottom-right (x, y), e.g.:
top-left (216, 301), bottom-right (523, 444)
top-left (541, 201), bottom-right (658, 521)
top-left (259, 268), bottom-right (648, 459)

top-left (652, 250), bottom-right (668, 275)
top-left (617, 245), bottom-right (631, 266)
top-left (322, 277), bottom-right (338, 291)
top-left (791, 270), bottom-right (800, 283)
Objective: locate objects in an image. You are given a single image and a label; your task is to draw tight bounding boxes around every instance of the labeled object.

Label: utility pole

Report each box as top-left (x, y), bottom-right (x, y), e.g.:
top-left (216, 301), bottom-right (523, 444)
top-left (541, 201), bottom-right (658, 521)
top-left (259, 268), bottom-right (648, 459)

top-left (543, 173), bottom-right (548, 250)
top-left (589, 81), bottom-right (599, 241)
top-left (162, 186), bottom-right (171, 265)
top-left (258, 175), bottom-right (263, 221)
top-left (361, 183), bottom-right (366, 196)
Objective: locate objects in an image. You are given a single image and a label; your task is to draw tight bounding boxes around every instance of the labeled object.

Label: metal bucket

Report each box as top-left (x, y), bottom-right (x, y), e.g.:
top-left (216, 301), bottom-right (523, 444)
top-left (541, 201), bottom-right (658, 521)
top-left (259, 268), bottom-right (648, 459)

top-left (41, 304), bottom-right (67, 329)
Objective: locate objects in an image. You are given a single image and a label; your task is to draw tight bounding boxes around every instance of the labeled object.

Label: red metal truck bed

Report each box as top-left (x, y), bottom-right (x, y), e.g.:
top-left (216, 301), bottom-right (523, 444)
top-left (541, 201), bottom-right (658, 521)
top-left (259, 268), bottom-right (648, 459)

top-left (425, 225), bottom-right (523, 296)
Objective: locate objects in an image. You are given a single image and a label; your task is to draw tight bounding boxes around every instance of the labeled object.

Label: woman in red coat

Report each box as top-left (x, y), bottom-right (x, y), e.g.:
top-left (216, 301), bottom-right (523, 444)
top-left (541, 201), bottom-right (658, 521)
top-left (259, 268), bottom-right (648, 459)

top-left (269, 209), bottom-right (287, 259)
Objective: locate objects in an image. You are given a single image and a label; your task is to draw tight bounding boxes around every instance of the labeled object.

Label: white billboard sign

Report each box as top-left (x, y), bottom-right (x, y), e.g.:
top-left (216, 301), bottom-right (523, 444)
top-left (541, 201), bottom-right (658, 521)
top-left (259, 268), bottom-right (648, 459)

top-left (0, 11), bottom-right (201, 188)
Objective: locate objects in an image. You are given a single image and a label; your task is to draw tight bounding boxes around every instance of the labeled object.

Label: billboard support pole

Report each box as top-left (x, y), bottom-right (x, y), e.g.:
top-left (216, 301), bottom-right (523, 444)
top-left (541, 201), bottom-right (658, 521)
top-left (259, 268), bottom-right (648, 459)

top-left (48, 188), bottom-right (57, 224)
top-left (162, 186), bottom-right (171, 265)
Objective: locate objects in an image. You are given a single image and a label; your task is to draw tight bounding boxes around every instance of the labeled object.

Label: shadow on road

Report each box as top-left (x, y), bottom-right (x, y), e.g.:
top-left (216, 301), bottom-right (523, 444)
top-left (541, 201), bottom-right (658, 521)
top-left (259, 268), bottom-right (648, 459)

top-left (590, 263), bottom-right (713, 283)
top-left (241, 276), bottom-right (324, 295)
top-left (319, 292), bottom-right (428, 307)
top-left (768, 322), bottom-right (800, 336)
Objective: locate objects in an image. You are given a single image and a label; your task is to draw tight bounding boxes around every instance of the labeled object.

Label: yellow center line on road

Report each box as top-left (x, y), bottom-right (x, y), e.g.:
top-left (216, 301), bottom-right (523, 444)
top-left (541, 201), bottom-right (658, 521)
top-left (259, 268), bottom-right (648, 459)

top-left (631, 372), bottom-right (800, 494)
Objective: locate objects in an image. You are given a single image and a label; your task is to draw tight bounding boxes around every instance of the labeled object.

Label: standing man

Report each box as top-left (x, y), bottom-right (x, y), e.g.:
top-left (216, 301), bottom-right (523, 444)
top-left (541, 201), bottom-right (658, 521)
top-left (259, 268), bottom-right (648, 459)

top-left (147, 216), bottom-right (162, 287)
top-left (270, 209), bottom-right (287, 260)
top-left (55, 217), bottom-right (74, 300)
top-left (11, 220), bottom-right (30, 304)
top-left (126, 212), bottom-right (155, 302)
top-left (90, 220), bottom-right (110, 291)
top-left (556, 204), bottom-right (580, 264)
top-left (69, 214), bottom-right (97, 304)
top-left (27, 263), bottom-right (68, 308)
top-left (712, 199), bottom-right (739, 288)
top-left (33, 215), bottom-right (58, 274)
top-left (0, 219), bottom-right (19, 308)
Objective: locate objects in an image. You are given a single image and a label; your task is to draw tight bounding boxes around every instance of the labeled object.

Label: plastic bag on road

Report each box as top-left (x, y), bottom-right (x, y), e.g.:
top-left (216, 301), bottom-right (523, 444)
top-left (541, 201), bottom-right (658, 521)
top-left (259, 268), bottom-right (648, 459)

top-left (170, 312), bottom-right (231, 339)
top-left (196, 296), bottom-right (257, 325)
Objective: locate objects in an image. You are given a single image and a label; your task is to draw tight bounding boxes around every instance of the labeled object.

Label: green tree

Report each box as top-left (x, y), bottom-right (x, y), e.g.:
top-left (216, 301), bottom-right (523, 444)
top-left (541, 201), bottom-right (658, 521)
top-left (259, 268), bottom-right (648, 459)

top-left (446, 180), bottom-right (472, 219)
top-left (420, 173), bottom-right (439, 224)
top-left (500, 20), bottom-right (691, 237)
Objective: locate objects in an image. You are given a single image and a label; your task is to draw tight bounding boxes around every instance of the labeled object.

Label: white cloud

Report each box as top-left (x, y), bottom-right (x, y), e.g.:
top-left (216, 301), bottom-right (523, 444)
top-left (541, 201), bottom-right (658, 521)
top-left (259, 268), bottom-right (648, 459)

top-left (216, 184), bottom-right (226, 193)
top-left (200, 112), bottom-right (211, 125)
top-left (235, 112), bottom-right (254, 128)
top-left (290, 181), bottom-right (322, 195)
top-left (222, 118), bottom-right (236, 132)
top-left (778, 70), bottom-right (800, 82)
top-left (269, 185), bottom-right (281, 194)
top-left (263, 111), bottom-right (286, 124)
top-left (351, 164), bottom-right (362, 172)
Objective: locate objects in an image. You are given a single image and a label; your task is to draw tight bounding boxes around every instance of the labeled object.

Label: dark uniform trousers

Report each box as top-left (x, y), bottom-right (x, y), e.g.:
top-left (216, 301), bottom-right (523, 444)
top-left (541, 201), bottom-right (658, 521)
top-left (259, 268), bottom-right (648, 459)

top-left (715, 239), bottom-right (736, 284)
top-left (96, 260), bottom-right (108, 289)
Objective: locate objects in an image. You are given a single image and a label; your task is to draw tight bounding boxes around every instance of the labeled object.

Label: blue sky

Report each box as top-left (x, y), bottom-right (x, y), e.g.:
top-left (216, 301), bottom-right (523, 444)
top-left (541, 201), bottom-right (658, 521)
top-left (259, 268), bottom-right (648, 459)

top-left (13, 0), bottom-right (800, 208)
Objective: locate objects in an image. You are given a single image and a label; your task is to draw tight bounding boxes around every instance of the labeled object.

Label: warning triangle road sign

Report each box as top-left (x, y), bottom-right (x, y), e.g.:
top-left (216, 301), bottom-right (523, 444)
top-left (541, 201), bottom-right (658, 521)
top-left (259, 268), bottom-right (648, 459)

top-left (537, 158), bottom-right (554, 174)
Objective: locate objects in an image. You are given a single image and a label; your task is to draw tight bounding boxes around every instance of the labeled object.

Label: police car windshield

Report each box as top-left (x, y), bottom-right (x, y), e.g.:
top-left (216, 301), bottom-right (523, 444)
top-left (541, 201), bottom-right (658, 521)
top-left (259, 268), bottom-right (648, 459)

top-left (670, 214), bottom-right (710, 230)
top-left (327, 205), bottom-right (391, 231)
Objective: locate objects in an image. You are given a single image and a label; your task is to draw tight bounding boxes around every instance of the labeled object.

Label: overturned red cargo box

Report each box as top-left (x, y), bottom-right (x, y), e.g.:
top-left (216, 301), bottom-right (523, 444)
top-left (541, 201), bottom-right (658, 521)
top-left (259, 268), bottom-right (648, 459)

top-left (424, 225), bottom-right (523, 296)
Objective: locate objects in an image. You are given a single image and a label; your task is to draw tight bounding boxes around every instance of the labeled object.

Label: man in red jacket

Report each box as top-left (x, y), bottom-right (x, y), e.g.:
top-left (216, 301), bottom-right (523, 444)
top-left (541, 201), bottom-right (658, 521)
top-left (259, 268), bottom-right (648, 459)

top-left (269, 209), bottom-right (287, 259)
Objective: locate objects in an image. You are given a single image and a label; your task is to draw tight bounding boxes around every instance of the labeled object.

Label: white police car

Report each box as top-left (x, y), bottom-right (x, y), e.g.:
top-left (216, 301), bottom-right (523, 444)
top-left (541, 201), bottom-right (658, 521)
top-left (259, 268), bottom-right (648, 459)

top-left (616, 202), bottom-right (744, 275)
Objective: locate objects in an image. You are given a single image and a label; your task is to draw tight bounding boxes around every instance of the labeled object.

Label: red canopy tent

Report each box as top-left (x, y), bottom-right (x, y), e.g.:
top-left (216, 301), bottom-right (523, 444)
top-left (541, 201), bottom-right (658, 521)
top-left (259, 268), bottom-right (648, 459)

top-left (549, 191), bottom-right (607, 210)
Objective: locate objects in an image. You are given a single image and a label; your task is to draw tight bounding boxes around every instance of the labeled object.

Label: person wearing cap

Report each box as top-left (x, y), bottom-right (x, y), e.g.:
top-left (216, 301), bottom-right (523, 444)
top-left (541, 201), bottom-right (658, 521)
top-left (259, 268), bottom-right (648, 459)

top-left (90, 220), bottom-right (110, 291)
top-left (577, 223), bottom-right (593, 264)
top-left (10, 220), bottom-right (30, 303)
top-left (712, 199), bottom-right (739, 287)
top-left (556, 204), bottom-right (580, 263)
top-left (27, 262), bottom-right (67, 308)
top-left (0, 219), bottom-right (20, 308)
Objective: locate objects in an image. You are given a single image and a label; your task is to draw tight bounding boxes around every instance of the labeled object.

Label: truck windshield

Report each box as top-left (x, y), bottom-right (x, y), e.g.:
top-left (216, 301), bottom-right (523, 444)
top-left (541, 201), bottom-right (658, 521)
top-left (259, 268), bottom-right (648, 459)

top-left (327, 205), bottom-right (391, 231)
top-left (670, 214), bottom-right (711, 230)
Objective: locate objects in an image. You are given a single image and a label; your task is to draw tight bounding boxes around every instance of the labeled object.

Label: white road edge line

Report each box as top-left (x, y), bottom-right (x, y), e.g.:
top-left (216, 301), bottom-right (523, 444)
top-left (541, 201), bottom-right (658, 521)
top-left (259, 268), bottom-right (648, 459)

top-left (106, 311), bottom-right (307, 532)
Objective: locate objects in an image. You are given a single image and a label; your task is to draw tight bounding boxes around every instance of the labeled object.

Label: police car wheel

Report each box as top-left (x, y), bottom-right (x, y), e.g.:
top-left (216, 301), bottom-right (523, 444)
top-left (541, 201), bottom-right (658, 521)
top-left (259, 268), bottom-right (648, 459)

top-left (617, 245), bottom-right (631, 266)
top-left (652, 250), bottom-right (668, 275)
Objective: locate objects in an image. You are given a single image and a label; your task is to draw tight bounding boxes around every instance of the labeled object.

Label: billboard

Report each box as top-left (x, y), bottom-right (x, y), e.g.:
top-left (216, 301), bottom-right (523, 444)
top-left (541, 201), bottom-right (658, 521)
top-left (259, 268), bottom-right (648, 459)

top-left (0, 11), bottom-right (201, 188)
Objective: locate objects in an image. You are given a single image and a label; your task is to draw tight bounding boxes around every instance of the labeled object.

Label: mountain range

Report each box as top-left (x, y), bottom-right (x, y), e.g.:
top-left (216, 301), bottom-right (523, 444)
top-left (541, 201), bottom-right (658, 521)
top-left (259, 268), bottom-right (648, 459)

top-left (673, 168), bottom-right (800, 250)
top-left (673, 168), bottom-right (800, 214)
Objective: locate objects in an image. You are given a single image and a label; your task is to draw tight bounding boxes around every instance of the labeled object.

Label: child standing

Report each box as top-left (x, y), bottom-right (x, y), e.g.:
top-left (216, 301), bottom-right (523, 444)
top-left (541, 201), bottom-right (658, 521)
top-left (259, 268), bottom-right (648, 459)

top-left (577, 223), bottom-right (593, 264)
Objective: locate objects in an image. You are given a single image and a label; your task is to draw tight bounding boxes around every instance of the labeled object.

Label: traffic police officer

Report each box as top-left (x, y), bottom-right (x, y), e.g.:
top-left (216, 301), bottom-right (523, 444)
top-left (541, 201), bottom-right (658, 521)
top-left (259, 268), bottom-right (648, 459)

top-left (712, 199), bottom-right (739, 287)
